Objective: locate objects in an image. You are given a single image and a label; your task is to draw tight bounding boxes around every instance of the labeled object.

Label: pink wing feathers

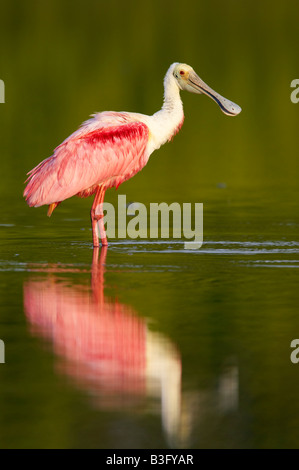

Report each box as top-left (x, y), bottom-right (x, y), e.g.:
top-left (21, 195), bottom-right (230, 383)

top-left (24, 112), bottom-right (150, 209)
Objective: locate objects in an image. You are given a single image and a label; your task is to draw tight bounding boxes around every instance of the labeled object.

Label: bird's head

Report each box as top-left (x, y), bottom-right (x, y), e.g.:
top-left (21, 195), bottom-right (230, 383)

top-left (171, 63), bottom-right (241, 116)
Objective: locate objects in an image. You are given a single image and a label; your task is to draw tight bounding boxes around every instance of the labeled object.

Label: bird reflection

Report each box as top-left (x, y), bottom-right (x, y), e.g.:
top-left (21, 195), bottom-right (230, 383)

top-left (23, 247), bottom-right (182, 446)
top-left (23, 248), bottom-right (239, 447)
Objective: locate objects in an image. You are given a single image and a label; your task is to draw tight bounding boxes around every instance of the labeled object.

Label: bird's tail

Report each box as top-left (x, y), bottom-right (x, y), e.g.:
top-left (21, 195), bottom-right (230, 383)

top-left (23, 155), bottom-right (56, 209)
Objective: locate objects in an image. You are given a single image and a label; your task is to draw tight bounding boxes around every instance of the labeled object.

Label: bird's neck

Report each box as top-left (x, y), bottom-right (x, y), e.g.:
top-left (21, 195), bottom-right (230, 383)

top-left (147, 77), bottom-right (184, 152)
top-left (161, 72), bottom-right (183, 114)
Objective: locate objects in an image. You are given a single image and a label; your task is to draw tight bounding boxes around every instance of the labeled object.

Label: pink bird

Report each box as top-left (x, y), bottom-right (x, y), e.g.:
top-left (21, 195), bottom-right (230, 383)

top-left (24, 62), bottom-right (241, 247)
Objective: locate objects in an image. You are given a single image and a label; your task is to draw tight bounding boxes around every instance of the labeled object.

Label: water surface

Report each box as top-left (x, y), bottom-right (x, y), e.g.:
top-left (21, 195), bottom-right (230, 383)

top-left (1, 184), bottom-right (299, 449)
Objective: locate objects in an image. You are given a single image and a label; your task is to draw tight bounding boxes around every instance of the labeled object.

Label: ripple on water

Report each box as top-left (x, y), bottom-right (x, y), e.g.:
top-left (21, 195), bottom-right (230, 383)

top-left (0, 239), bottom-right (298, 271)
top-left (110, 239), bottom-right (299, 254)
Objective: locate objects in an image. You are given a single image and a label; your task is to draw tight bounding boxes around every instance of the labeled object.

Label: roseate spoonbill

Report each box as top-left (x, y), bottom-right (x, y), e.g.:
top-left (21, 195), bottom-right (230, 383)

top-left (24, 62), bottom-right (241, 247)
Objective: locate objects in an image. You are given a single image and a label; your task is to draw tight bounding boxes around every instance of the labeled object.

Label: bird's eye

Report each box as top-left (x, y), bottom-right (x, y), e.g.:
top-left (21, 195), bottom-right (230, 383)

top-left (180, 70), bottom-right (185, 75)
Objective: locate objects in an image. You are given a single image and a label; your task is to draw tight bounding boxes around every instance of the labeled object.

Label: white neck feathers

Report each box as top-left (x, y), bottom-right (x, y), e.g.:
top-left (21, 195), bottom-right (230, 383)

top-left (146, 67), bottom-right (184, 152)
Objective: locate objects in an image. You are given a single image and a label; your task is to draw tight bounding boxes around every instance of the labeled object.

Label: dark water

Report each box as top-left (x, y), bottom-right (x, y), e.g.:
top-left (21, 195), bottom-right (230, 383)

top-left (1, 182), bottom-right (299, 449)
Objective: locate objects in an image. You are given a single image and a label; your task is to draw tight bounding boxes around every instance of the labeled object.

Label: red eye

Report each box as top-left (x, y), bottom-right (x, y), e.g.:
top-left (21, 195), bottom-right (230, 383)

top-left (180, 70), bottom-right (185, 75)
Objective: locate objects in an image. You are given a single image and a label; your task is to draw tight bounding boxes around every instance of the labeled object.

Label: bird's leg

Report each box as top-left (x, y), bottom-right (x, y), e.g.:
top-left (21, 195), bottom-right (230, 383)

top-left (90, 192), bottom-right (100, 248)
top-left (90, 186), bottom-right (108, 248)
top-left (97, 187), bottom-right (108, 247)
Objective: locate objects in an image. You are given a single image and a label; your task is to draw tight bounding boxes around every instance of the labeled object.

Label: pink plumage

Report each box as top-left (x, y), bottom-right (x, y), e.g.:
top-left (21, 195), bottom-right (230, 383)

top-left (24, 112), bottom-right (149, 246)
top-left (24, 113), bottom-right (149, 207)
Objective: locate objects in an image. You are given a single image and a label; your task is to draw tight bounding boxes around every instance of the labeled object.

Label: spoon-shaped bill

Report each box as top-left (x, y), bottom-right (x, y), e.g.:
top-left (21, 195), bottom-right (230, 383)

top-left (187, 71), bottom-right (241, 116)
